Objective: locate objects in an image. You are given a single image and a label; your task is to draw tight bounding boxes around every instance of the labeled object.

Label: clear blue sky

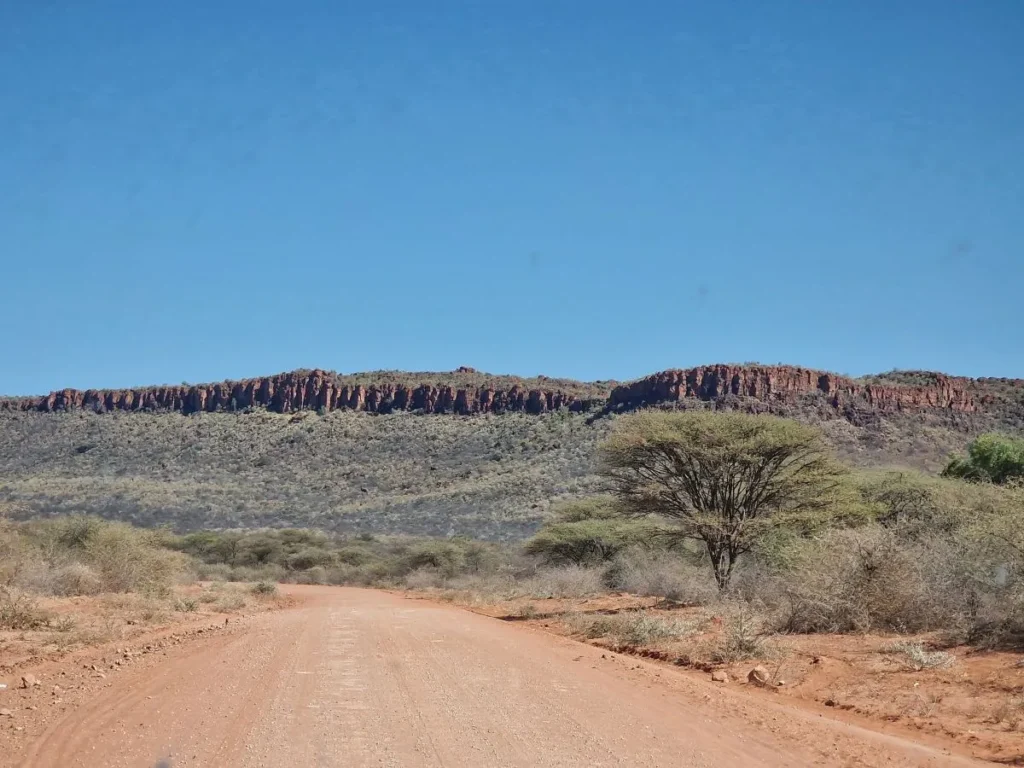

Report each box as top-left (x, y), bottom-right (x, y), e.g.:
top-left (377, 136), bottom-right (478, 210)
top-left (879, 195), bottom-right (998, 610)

top-left (2, 2), bottom-right (1022, 395)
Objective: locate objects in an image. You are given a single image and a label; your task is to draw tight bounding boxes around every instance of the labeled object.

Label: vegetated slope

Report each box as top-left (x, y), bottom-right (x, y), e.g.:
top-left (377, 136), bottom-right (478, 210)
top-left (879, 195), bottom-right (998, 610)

top-left (1, 364), bottom-right (1021, 538)
top-left (0, 410), bottom-right (605, 539)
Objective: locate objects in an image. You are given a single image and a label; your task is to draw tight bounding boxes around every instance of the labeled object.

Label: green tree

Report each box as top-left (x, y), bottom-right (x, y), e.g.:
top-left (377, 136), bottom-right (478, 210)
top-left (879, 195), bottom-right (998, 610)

top-left (942, 433), bottom-right (1024, 486)
top-left (524, 496), bottom-right (657, 566)
top-left (599, 411), bottom-right (855, 590)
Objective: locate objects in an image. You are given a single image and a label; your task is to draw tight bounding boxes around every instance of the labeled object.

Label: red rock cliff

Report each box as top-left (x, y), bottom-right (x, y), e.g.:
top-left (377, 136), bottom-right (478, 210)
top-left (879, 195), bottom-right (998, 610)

top-left (0, 370), bottom-right (604, 416)
top-left (606, 365), bottom-right (979, 412)
top-left (0, 365), bottom-right (1005, 417)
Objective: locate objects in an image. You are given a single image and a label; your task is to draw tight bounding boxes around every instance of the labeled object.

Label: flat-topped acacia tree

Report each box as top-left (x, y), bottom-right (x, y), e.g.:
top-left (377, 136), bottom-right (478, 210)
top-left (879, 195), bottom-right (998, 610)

top-left (599, 410), bottom-right (854, 591)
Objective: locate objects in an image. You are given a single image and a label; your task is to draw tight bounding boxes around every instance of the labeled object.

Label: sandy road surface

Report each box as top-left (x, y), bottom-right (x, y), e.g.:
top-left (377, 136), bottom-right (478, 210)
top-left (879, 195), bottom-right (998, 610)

top-left (19, 586), bottom-right (983, 768)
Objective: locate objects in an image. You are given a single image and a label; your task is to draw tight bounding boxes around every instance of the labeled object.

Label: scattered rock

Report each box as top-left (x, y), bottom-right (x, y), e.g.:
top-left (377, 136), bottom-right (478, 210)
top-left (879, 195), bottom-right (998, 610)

top-left (20, 674), bottom-right (40, 689)
top-left (0, 708), bottom-right (12, 717)
top-left (747, 666), bottom-right (771, 687)
top-left (711, 670), bottom-right (730, 683)
top-left (51, 685), bottom-right (63, 696)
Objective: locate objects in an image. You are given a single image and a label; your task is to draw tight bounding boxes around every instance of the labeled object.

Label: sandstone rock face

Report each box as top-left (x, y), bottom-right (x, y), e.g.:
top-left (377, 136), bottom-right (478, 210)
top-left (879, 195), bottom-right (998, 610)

top-left (607, 365), bottom-right (981, 413)
top-left (0, 369), bottom-right (605, 416)
top-left (0, 365), bottom-right (1008, 417)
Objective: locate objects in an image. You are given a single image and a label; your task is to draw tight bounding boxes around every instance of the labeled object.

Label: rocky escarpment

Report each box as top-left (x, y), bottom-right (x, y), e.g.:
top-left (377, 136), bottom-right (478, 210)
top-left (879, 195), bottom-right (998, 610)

top-left (0, 369), bottom-right (607, 415)
top-left (2, 365), bottom-right (1018, 418)
top-left (606, 365), bottom-right (989, 413)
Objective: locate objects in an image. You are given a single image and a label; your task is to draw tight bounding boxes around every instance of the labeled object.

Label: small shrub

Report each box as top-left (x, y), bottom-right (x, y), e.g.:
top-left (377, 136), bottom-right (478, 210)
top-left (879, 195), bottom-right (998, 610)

top-left (517, 602), bottom-right (539, 619)
top-left (989, 697), bottom-right (1024, 728)
top-left (563, 612), bottom-right (617, 639)
top-left (214, 594), bottom-right (246, 612)
top-left (83, 522), bottom-right (188, 594)
top-left (613, 612), bottom-right (700, 646)
top-left (229, 564), bottom-right (287, 583)
top-left (608, 549), bottom-right (717, 604)
top-left (0, 589), bottom-right (50, 630)
top-left (173, 596), bottom-right (199, 612)
top-left (295, 565), bottom-right (327, 585)
top-left (711, 606), bottom-right (772, 663)
top-left (885, 641), bottom-right (956, 671)
top-left (50, 563), bottom-right (103, 596)
top-left (563, 610), bottom-right (703, 645)
top-left (251, 581), bottom-right (278, 596)
top-left (196, 563), bottom-right (232, 581)
top-left (404, 568), bottom-right (443, 590)
top-left (520, 566), bottom-right (605, 599)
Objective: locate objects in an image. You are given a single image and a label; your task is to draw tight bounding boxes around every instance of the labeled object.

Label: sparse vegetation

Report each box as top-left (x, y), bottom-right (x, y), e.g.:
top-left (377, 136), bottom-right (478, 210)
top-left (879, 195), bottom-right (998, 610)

top-left (173, 596), bottom-right (199, 612)
top-left (885, 641), bottom-right (956, 671)
top-left (0, 589), bottom-right (50, 630)
top-left (563, 610), bottom-right (704, 646)
top-left (1, 516), bottom-right (189, 597)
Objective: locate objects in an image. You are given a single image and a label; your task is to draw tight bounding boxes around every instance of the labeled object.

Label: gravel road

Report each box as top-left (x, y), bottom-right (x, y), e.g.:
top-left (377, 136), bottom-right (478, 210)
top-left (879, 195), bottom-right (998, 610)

top-left (19, 586), bottom-right (983, 767)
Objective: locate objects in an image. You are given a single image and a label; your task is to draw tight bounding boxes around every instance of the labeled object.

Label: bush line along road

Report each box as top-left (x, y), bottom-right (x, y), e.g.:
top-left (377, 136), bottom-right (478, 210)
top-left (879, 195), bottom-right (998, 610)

top-left (14, 587), bottom-right (985, 767)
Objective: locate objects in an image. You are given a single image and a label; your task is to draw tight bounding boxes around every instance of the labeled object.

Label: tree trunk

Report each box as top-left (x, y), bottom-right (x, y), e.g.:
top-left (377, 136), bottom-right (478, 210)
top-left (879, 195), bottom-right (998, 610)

top-left (706, 541), bottom-right (734, 591)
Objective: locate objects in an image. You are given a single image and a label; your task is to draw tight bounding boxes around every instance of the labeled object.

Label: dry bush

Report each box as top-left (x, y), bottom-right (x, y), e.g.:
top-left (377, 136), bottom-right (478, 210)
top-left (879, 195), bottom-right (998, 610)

top-left (84, 523), bottom-right (189, 594)
top-left (0, 589), bottom-right (50, 630)
top-left (517, 602), bottom-right (539, 619)
top-left (195, 563), bottom-right (232, 581)
top-left (709, 605), bottom-right (775, 663)
top-left (173, 596), bottom-right (199, 612)
top-left (250, 581), bottom-right (278, 596)
top-left (227, 564), bottom-right (288, 583)
top-left (519, 566), bottom-right (605, 599)
top-left (564, 609), bottom-right (705, 646)
top-left (736, 516), bottom-right (1024, 643)
top-left (0, 520), bottom-right (30, 586)
top-left (214, 594), bottom-right (247, 612)
top-left (404, 567), bottom-right (444, 590)
top-left (294, 565), bottom-right (327, 585)
top-left (6, 517), bottom-right (193, 597)
top-left (607, 548), bottom-right (717, 604)
top-left (49, 562), bottom-right (103, 596)
top-left (885, 641), bottom-right (956, 671)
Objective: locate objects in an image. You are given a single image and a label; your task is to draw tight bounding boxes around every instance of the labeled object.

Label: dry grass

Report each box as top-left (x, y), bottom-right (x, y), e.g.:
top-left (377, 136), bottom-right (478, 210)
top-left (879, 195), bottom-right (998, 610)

top-left (884, 641), bottom-right (957, 671)
top-left (564, 610), bottom-right (706, 646)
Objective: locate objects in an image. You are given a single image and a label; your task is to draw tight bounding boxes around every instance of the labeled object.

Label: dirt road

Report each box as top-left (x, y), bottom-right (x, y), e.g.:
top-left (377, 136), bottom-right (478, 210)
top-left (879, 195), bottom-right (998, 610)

top-left (18, 586), bottom-right (983, 767)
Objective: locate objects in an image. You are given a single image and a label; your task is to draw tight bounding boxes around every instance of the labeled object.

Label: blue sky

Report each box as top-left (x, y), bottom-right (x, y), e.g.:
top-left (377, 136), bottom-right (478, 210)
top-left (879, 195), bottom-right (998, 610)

top-left (2, 2), bottom-right (1022, 394)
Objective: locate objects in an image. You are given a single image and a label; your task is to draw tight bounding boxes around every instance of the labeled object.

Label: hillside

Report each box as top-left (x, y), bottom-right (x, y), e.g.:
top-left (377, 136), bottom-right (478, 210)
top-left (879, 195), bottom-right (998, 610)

top-left (1, 364), bottom-right (1022, 538)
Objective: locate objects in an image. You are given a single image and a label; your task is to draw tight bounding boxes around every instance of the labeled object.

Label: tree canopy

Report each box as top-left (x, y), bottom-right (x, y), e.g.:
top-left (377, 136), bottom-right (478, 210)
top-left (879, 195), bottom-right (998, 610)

top-left (599, 410), bottom-right (857, 590)
top-left (942, 433), bottom-right (1024, 486)
top-left (524, 496), bottom-right (659, 566)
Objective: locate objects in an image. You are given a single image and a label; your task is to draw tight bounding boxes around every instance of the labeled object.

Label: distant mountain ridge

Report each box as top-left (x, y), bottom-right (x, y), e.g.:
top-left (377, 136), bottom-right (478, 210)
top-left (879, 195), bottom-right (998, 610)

top-left (2, 364), bottom-right (1021, 422)
top-left (2, 363), bottom-right (1022, 537)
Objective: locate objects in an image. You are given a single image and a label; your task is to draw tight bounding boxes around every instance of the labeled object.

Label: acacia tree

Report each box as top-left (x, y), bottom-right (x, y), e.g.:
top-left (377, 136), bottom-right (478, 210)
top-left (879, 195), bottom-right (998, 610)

top-left (524, 496), bottom-right (660, 566)
top-left (599, 411), bottom-right (852, 590)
